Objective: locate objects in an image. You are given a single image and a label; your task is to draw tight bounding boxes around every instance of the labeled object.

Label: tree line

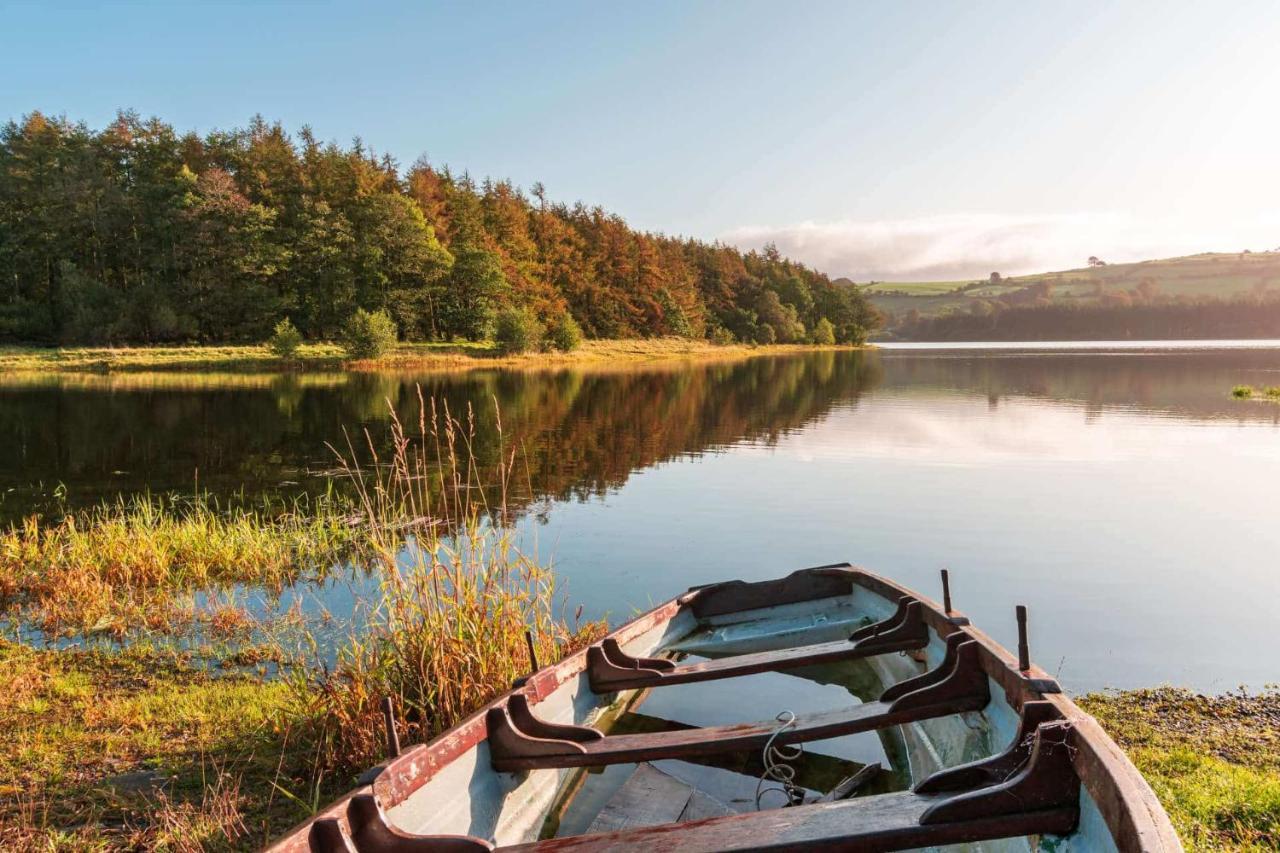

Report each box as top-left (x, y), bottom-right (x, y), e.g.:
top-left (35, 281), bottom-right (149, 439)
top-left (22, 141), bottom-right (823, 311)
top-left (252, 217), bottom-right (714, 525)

top-left (0, 112), bottom-right (878, 347)
top-left (892, 293), bottom-right (1280, 341)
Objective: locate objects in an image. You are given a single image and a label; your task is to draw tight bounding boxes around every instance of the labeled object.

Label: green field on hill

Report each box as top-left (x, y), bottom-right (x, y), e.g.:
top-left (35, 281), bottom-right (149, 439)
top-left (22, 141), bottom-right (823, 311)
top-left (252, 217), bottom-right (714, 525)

top-left (862, 251), bottom-right (1280, 321)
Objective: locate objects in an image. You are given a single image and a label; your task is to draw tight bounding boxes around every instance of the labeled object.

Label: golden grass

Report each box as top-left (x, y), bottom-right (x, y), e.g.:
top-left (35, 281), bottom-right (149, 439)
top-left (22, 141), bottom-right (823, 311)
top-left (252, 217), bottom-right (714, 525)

top-left (0, 338), bottom-right (856, 376)
top-left (1081, 688), bottom-right (1280, 851)
top-left (0, 494), bottom-right (358, 638)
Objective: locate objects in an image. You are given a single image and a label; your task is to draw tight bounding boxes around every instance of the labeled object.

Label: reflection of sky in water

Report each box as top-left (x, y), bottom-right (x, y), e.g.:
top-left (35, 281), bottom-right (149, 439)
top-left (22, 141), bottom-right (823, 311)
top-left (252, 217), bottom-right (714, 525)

top-left (527, 389), bottom-right (1280, 694)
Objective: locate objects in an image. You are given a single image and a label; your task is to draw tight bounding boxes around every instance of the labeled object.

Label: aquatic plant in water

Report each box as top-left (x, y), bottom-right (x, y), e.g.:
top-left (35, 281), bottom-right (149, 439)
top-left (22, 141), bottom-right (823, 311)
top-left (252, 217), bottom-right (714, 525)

top-left (285, 391), bottom-right (606, 776)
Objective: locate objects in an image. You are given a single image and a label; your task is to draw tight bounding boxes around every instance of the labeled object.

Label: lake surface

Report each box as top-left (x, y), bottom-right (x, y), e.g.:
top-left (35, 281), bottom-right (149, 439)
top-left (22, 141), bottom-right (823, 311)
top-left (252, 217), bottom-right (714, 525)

top-left (4, 344), bottom-right (1280, 694)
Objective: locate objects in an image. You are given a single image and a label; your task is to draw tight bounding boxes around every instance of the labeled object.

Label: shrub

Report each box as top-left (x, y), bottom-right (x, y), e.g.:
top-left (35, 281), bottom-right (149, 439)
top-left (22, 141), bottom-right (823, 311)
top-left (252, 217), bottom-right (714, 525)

top-left (547, 313), bottom-right (583, 352)
top-left (494, 307), bottom-right (542, 354)
top-left (709, 325), bottom-right (736, 346)
top-left (755, 323), bottom-right (777, 345)
top-left (341, 309), bottom-right (398, 359)
top-left (1232, 385), bottom-right (1255, 399)
top-left (811, 317), bottom-right (836, 345)
top-left (267, 317), bottom-right (303, 359)
top-left (1265, 386), bottom-right (1280, 399)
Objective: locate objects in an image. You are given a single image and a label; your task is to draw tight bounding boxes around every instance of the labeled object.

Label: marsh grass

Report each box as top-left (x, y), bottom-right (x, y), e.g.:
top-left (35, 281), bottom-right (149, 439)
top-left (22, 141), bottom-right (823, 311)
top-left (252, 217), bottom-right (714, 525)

top-left (0, 492), bottom-right (358, 639)
top-left (287, 391), bottom-right (607, 777)
top-left (1230, 385), bottom-right (1280, 402)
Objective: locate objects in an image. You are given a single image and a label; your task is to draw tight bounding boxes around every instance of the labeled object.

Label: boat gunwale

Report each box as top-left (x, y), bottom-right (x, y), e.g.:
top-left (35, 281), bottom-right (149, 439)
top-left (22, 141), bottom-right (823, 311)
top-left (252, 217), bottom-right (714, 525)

top-left (264, 594), bottom-right (688, 852)
top-left (265, 564), bottom-right (1182, 853)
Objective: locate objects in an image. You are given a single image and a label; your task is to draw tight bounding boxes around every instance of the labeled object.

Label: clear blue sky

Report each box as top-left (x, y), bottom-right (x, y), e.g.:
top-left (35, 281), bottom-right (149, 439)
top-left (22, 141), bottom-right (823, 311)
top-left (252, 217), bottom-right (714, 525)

top-left (5, 1), bottom-right (1280, 279)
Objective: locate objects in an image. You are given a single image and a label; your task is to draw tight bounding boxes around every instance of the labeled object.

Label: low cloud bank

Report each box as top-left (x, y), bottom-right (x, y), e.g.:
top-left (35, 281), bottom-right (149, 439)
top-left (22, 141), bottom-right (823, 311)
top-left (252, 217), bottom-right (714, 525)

top-left (723, 213), bottom-right (1280, 281)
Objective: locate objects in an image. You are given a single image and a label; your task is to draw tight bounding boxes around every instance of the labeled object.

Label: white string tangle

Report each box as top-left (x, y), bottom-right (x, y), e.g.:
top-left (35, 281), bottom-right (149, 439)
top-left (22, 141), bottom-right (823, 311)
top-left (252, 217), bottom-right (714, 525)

top-left (755, 710), bottom-right (805, 810)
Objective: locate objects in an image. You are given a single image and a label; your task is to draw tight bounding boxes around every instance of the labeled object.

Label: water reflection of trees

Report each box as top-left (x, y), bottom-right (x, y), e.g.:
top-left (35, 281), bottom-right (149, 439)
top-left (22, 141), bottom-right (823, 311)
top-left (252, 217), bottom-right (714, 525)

top-left (0, 353), bottom-right (883, 520)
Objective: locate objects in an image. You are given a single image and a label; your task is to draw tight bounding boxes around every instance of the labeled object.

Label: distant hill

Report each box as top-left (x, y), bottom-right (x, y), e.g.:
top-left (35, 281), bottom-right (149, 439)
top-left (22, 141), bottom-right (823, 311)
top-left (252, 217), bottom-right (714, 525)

top-left (857, 251), bottom-right (1280, 339)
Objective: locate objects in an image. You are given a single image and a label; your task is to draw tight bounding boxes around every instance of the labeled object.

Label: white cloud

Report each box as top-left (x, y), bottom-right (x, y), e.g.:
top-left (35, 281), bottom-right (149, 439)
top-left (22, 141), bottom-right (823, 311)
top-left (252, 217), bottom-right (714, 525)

top-left (722, 213), bottom-right (1280, 281)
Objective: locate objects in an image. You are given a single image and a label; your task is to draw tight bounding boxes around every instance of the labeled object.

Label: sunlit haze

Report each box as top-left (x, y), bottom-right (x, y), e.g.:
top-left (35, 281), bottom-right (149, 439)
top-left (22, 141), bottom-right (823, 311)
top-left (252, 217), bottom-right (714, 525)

top-left (5, 0), bottom-right (1280, 279)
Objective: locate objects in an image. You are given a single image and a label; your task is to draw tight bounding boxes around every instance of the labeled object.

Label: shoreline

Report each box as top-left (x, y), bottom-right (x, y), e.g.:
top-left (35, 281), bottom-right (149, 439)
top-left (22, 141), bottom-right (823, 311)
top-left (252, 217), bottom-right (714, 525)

top-left (0, 339), bottom-right (863, 376)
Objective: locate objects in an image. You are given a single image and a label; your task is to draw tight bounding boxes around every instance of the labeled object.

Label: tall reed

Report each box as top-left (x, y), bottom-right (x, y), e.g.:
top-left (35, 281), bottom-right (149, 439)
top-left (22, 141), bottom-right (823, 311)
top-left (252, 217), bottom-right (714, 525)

top-left (293, 390), bottom-right (605, 777)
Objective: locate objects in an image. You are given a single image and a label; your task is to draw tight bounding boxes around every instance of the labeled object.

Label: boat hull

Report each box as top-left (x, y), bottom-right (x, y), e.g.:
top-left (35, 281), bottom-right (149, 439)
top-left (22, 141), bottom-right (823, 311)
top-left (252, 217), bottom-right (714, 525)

top-left (266, 564), bottom-right (1181, 853)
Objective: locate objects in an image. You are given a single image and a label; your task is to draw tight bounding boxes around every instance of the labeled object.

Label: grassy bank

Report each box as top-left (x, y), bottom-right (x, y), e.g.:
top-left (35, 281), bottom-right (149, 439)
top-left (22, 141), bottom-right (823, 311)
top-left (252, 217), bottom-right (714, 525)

top-left (0, 339), bottom-right (855, 375)
top-left (0, 641), bottom-right (303, 850)
top-left (1081, 688), bottom-right (1280, 850)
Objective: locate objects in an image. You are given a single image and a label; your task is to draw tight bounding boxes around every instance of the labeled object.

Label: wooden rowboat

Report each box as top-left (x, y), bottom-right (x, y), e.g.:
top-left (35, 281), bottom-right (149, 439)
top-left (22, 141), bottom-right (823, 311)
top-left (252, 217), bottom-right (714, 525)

top-left (267, 564), bottom-right (1182, 852)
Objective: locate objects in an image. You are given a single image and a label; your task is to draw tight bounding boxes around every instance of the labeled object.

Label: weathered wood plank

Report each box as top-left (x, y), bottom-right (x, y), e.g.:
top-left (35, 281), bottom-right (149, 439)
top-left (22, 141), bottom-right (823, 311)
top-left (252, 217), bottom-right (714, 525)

top-left (503, 792), bottom-right (1078, 852)
top-left (815, 761), bottom-right (882, 803)
top-left (678, 790), bottom-right (734, 823)
top-left (492, 638), bottom-right (990, 771)
top-left (585, 764), bottom-right (693, 834)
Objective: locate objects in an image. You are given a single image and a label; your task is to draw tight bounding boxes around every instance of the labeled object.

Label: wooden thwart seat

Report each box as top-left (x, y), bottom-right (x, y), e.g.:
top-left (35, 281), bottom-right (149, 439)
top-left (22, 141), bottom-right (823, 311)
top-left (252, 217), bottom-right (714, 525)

top-left (488, 639), bottom-right (988, 772)
top-left (309, 703), bottom-right (1079, 853)
top-left (587, 596), bottom-right (931, 692)
top-left (505, 719), bottom-right (1078, 851)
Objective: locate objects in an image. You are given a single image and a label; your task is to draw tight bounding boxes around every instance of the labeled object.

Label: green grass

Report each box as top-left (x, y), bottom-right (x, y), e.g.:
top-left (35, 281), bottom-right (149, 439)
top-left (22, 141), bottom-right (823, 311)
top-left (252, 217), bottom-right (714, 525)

top-left (1080, 688), bottom-right (1280, 851)
top-left (0, 640), bottom-right (311, 851)
top-left (860, 280), bottom-right (969, 295)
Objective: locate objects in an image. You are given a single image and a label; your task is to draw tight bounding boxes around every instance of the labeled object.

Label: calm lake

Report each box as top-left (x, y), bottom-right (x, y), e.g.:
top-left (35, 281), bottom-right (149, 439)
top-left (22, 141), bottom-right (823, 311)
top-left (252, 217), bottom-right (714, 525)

top-left (4, 342), bottom-right (1280, 694)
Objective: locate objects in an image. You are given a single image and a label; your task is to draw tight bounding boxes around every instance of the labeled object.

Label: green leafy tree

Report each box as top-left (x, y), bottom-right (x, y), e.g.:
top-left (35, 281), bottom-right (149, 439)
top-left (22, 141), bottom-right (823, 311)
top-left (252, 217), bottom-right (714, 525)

top-left (176, 168), bottom-right (281, 340)
top-left (438, 243), bottom-right (506, 340)
top-left (353, 192), bottom-right (452, 339)
top-left (811, 316), bottom-right (836, 345)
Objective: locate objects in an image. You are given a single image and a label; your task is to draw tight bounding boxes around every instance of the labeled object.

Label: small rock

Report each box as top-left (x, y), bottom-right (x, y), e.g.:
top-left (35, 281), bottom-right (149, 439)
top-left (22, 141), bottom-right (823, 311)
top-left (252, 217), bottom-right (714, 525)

top-left (103, 769), bottom-right (169, 793)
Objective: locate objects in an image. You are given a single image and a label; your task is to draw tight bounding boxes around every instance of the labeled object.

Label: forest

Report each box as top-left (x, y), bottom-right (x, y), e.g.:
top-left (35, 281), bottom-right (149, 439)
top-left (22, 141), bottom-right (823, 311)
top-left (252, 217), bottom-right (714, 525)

top-left (0, 112), bottom-right (878, 347)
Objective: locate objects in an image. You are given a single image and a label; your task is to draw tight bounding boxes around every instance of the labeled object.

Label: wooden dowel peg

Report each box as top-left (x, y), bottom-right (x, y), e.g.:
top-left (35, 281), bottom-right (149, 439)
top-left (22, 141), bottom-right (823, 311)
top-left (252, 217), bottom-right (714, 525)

top-left (1016, 605), bottom-right (1031, 672)
top-left (525, 628), bottom-right (540, 674)
top-left (381, 696), bottom-right (401, 759)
